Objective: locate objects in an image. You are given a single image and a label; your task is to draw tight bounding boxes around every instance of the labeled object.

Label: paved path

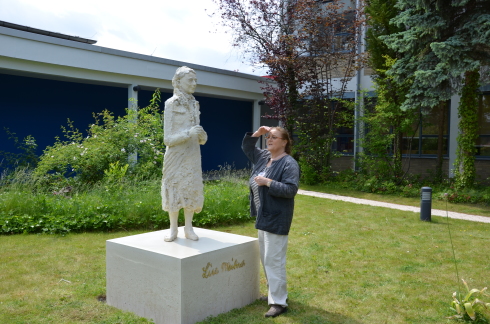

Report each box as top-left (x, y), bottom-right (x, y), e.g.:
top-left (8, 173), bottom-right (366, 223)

top-left (298, 189), bottom-right (490, 224)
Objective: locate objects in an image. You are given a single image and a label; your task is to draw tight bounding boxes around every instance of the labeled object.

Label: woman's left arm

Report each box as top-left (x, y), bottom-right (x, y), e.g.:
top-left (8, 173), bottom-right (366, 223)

top-left (268, 161), bottom-right (300, 199)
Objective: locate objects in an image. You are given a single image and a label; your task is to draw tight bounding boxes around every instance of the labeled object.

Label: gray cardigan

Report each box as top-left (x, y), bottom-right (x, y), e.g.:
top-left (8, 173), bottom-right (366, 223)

top-left (242, 133), bottom-right (300, 235)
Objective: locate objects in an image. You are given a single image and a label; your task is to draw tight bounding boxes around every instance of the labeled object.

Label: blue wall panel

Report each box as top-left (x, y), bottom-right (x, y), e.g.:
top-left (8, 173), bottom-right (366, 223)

top-left (194, 95), bottom-right (253, 171)
top-left (0, 73), bottom-right (253, 172)
top-left (0, 73), bottom-right (128, 162)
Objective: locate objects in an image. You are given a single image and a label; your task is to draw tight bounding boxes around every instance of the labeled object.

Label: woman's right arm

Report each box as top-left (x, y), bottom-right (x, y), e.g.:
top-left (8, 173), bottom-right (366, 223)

top-left (241, 126), bottom-right (270, 163)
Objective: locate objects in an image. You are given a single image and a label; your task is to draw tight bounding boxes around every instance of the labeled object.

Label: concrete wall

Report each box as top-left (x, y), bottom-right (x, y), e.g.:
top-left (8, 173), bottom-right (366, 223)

top-left (475, 160), bottom-right (490, 183)
top-left (402, 158), bottom-right (450, 178)
top-left (331, 156), bottom-right (355, 172)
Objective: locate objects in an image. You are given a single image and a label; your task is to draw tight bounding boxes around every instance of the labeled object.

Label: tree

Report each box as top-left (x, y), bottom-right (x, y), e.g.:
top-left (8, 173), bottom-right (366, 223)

top-left (212, 0), bottom-right (366, 180)
top-left (212, 0), bottom-right (310, 134)
top-left (382, 0), bottom-right (490, 187)
top-left (362, 0), bottom-right (417, 180)
top-left (294, 1), bottom-right (365, 178)
top-left (361, 56), bottom-right (417, 181)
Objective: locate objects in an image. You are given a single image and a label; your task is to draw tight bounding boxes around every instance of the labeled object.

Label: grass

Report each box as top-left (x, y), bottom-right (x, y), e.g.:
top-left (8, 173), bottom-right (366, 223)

top-left (0, 168), bottom-right (250, 234)
top-left (2, 194), bottom-right (490, 323)
top-left (0, 231), bottom-right (153, 324)
top-left (301, 183), bottom-right (490, 218)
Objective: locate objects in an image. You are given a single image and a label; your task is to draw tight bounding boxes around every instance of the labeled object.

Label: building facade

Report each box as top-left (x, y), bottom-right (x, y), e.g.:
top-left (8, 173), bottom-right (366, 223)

top-left (0, 22), bottom-right (268, 172)
top-left (325, 1), bottom-right (490, 181)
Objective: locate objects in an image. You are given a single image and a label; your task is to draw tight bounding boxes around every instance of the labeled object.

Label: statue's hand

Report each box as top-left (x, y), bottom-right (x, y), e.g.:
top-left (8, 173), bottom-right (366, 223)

top-left (190, 126), bottom-right (207, 144)
top-left (189, 125), bottom-right (203, 137)
top-left (198, 131), bottom-right (207, 145)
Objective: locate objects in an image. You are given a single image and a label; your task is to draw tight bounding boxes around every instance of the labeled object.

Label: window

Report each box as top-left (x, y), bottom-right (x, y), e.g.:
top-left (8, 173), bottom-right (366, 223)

top-left (476, 93), bottom-right (490, 156)
top-left (306, 9), bottom-right (356, 56)
top-left (333, 99), bottom-right (355, 154)
top-left (333, 32), bottom-right (355, 53)
top-left (402, 103), bottom-right (449, 156)
top-left (334, 125), bottom-right (354, 153)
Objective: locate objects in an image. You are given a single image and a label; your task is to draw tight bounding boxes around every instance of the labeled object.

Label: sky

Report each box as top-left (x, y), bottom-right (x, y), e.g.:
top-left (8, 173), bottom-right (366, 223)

top-left (0, 0), bottom-right (267, 76)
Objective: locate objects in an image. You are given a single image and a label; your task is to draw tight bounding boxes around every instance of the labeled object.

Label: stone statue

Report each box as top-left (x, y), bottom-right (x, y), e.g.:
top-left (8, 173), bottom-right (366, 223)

top-left (161, 66), bottom-right (207, 242)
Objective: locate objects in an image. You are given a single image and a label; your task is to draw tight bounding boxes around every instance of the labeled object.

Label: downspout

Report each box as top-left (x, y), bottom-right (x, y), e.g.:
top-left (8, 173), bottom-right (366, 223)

top-left (353, 0), bottom-right (362, 171)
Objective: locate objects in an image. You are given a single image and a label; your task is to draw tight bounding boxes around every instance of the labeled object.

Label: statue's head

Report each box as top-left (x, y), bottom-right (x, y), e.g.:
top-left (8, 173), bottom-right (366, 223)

top-left (172, 66), bottom-right (197, 95)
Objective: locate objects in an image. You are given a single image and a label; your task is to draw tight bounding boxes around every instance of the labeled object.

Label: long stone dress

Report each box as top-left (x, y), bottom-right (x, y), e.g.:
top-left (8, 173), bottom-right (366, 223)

top-left (161, 90), bottom-right (206, 213)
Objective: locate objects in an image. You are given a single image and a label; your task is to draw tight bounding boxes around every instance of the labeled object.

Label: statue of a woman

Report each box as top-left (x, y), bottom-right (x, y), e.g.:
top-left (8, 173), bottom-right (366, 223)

top-left (161, 66), bottom-right (207, 242)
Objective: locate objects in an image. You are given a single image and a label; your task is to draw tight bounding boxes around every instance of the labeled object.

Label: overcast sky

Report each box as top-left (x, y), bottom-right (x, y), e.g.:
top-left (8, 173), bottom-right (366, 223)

top-left (0, 0), bottom-right (267, 76)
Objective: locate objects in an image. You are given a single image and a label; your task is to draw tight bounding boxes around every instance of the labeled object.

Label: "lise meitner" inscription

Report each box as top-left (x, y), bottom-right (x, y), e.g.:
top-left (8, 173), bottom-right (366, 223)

top-left (202, 258), bottom-right (246, 278)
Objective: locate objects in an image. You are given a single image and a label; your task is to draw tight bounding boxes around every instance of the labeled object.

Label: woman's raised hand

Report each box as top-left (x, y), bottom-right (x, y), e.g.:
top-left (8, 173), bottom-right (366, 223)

top-left (252, 126), bottom-right (271, 137)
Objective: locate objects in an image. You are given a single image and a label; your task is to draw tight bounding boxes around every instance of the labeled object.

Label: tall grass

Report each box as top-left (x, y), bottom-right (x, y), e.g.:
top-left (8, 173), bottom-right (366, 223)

top-left (0, 167), bottom-right (252, 234)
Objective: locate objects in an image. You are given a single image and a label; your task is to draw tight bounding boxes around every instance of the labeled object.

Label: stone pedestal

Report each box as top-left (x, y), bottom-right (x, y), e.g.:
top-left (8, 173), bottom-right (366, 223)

top-left (106, 227), bottom-right (260, 324)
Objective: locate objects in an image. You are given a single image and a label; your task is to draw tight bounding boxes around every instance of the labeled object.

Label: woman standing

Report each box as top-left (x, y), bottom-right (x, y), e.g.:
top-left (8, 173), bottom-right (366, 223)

top-left (242, 126), bottom-right (300, 318)
top-left (161, 66), bottom-right (207, 242)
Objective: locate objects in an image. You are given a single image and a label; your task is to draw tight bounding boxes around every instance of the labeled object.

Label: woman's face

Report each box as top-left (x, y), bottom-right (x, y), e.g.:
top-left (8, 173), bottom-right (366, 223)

top-left (266, 129), bottom-right (287, 153)
top-left (180, 72), bottom-right (197, 94)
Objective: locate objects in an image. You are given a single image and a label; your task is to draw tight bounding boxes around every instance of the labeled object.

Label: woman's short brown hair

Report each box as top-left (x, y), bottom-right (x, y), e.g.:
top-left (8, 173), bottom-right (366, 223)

top-left (271, 126), bottom-right (292, 154)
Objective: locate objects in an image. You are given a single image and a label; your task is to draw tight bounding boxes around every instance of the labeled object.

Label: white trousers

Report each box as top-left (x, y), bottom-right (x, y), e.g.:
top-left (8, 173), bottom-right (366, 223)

top-left (258, 230), bottom-right (289, 307)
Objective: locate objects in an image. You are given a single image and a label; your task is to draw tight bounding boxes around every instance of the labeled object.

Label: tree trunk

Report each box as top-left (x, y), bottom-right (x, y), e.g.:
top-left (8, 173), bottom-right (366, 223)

top-left (393, 129), bottom-right (403, 180)
top-left (455, 69), bottom-right (480, 188)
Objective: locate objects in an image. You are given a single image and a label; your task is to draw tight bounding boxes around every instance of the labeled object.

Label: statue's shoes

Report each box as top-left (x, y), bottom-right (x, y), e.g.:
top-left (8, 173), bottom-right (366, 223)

top-left (184, 228), bottom-right (199, 241)
top-left (164, 230), bottom-right (178, 242)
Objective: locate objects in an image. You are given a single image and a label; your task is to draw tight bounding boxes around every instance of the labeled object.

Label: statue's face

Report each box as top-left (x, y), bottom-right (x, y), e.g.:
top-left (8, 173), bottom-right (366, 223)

top-left (180, 72), bottom-right (197, 94)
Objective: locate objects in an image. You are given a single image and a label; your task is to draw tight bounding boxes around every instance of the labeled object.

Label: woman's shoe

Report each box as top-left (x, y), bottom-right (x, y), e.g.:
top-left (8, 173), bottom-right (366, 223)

top-left (264, 305), bottom-right (287, 317)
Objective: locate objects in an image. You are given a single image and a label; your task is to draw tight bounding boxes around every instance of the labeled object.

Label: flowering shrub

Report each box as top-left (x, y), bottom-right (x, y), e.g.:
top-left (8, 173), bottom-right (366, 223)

top-left (34, 91), bottom-right (164, 184)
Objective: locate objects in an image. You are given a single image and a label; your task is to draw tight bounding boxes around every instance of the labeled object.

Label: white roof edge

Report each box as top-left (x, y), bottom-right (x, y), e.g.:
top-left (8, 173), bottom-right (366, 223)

top-left (0, 25), bottom-right (267, 82)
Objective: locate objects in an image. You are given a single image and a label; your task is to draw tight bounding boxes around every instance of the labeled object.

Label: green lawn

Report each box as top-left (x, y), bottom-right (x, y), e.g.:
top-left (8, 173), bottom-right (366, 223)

top-left (1, 194), bottom-right (489, 323)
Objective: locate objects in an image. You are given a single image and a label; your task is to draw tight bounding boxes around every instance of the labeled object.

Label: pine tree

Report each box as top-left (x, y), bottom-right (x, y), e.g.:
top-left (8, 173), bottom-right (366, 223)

top-left (382, 0), bottom-right (490, 187)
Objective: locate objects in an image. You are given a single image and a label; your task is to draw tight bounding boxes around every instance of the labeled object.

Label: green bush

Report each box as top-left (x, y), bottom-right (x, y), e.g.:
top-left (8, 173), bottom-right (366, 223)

top-left (0, 128), bottom-right (39, 170)
top-left (196, 167), bottom-right (250, 227)
top-left (0, 90), bottom-right (255, 235)
top-left (0, 169), bottom-right (253, 235)
top-left (299, 156), bottom-right (320, 185)
top-left (34, 91), bottom-right (164, 185)
top-left (324, 168), bottom-right (490, 205)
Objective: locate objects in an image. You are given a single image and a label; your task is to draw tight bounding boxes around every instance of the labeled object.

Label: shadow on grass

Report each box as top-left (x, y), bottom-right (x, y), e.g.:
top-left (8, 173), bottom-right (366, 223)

top-left (198, 299), bottom-right (362, 324)
top-left (426, 218), bottom-right (459, 226)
